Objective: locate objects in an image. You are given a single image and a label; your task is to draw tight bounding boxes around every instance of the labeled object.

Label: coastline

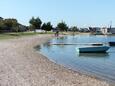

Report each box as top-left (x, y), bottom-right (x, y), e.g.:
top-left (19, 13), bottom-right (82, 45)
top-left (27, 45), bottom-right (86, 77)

top-left (0, 34), bottom-right (109, 86)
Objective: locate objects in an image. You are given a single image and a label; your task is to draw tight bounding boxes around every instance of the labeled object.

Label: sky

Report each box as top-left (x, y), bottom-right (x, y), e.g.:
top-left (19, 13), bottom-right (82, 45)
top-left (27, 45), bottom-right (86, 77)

top-left (0, 0), bottom-right (115, 27)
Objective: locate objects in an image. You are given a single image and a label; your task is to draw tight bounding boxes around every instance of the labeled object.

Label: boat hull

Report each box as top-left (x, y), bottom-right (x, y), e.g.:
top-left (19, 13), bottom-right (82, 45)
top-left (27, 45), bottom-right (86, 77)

top-left (109, 42), bottom-right (115, 46)
top-left (76, 46), bottom-right (110, 53)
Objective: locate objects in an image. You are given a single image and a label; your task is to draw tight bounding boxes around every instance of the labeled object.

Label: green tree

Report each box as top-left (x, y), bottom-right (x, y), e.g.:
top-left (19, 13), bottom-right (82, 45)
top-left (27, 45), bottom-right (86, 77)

top-left (0, 17), bottom-right (3, 20)
top-left (70, 26), bottom-right (78, 35)
top-left (70, 26), bottom-right (78, 32)
top-left (57, 21), bottom-right (68, 31)
top-left (41, 22), bottom-right (53, 33)
top-left (3, 18), bottom-right (18, 32)
top-left (29, 17), bottom-right (42, 32)
top-left (41, 23), bottom-right (46, 31)
top-left (0, 17), bottom-right (27, 33)
top-left (0, 18), bottom-right (4, 32)
top-left (4, 19), bottom-right (18, 27)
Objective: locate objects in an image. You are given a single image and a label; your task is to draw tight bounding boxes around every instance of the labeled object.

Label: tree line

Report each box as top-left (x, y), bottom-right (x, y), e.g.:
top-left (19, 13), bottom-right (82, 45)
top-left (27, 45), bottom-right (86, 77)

top-left (0, 17), bottom-right (27, 33)
top-left (0, 16), bottom-right (78, 33)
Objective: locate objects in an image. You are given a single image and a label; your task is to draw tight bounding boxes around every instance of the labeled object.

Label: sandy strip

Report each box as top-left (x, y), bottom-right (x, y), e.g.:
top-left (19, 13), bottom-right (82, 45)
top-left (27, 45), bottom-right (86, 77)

top-left (0, 34), bottom-right (109, 86)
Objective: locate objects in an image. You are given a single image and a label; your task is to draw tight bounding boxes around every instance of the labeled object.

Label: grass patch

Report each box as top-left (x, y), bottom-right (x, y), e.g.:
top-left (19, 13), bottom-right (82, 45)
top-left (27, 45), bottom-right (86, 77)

top-left (0, 32), bottom-right (37, 40)
top-left (0, 31), bottom-right (55, 40)
top-left (0, 34), bottom-right (16, 40)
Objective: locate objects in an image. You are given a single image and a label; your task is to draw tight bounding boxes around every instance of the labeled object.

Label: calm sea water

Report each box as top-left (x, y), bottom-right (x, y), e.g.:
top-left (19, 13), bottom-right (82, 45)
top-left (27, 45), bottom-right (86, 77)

top-left (37, 35), bottom-right (115, 84)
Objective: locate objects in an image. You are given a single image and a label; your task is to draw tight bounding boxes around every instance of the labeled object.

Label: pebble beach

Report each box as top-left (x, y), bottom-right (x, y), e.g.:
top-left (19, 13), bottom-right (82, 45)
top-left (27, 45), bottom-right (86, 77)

top-left (0, 34), bottom-right (109, 86)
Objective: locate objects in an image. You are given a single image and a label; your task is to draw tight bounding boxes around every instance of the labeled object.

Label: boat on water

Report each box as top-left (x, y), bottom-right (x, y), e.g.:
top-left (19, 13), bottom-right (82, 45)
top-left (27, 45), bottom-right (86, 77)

top-left (50, 43), bottom-right (103, 46)
top-left (108, 42), bottom-right (115, 46)
top-left (76, 46), bottom-right (110, 53)
top-left (92, 43), bottom-right (103, 46)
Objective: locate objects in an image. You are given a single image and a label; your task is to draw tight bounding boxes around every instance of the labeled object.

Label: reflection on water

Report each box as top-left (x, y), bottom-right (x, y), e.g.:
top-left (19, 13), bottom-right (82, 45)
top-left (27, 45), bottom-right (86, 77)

top-left (77, 52), bottom-right (109, 58)
top-left (37, 35), bottom-right (115, 84)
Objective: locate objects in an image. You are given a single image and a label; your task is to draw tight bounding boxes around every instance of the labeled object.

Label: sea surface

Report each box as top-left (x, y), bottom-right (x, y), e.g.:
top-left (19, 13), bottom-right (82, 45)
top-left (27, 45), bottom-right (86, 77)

top-left (37, 34), bottom-right (115, 84)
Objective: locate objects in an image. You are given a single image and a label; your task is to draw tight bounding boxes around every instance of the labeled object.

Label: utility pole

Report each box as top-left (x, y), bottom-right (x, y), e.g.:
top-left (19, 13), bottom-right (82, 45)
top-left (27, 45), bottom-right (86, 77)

top-left (110, 21), bottom-right (112, 29)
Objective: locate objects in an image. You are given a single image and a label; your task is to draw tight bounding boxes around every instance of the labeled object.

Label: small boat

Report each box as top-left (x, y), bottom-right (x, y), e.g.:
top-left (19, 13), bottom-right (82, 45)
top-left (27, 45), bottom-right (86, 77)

top-left (50, 43), bottom-right (103, 46)
top-left (92, 43), bottom-right (103, 46)
top-left (108, 42), bottom-right (115, 46)
top-left (76, 46), bottom-right (110, 53)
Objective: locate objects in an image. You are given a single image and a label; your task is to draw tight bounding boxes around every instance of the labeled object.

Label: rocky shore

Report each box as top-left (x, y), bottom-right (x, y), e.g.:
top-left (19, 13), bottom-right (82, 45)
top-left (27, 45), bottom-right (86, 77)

top-left (0, 34), bottom-right (109, 86)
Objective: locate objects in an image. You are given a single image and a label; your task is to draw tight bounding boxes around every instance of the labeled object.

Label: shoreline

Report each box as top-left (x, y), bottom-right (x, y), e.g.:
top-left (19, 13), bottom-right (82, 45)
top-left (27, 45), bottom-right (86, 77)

top-left (0, 34), bottom-right (109, 86)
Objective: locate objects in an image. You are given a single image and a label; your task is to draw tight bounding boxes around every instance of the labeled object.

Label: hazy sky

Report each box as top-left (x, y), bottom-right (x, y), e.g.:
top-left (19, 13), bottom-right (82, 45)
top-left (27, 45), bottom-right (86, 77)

top-left (0, 0), bottom-right (115, 27)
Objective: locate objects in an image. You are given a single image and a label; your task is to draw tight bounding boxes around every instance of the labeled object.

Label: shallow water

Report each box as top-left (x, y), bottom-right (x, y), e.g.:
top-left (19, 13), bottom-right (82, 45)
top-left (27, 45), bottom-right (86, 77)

top-left (37, 35), bottom-right (115, 84)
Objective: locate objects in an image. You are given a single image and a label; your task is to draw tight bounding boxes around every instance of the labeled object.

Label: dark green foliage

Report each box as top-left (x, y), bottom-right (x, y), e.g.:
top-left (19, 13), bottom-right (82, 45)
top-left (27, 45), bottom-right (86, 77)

top-left (4, 18), bottom-right (18, 32)
top-left (4, 19), bottom-right (18, 27)
top-left (41, 23), bottom-right (46, 30)
top-left (0, 16), bottom-right (80, 33)
top-left (41, 22), bottom-right (53, 32)
top-left (57, 21), bottom-right (68, 31)
top-left (29, 17), bottom-right (42, 32)
top-left (70, 26), bottom-right (78, 32)
top-left (0, 17), bottom-right (3, 20)
top-left (0, 20), bottom-right (4, 30)
top-left (0, 17), bottom-right (27, 33)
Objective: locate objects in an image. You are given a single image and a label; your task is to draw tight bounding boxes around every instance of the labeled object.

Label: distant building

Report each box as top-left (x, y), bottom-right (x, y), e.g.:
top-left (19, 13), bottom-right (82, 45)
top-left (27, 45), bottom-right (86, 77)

top-left (109, 27), bottom-right (115, 34)
top-left (89, 27), bottom-right (101, 33)
top-left (89, 27), bottom-right (110, 35)
top-left (52, 27), bottom-right (60, 32)
top-left (35, 29), bottom-right (45, 33)
top-left (79, 28), bottom-right (89, 32)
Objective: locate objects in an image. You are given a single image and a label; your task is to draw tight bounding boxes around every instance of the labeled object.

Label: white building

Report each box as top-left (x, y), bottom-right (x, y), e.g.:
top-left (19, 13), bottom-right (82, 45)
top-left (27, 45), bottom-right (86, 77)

top-left (101, 27), bottom-right (108, 35)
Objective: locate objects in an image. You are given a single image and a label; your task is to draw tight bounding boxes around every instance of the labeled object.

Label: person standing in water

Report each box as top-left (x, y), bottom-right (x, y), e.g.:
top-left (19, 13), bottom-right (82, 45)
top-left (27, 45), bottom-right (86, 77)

top-left (55, 28), bottom-right (59, 37)
top-left (55, 30), bottom-right (59, 37)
